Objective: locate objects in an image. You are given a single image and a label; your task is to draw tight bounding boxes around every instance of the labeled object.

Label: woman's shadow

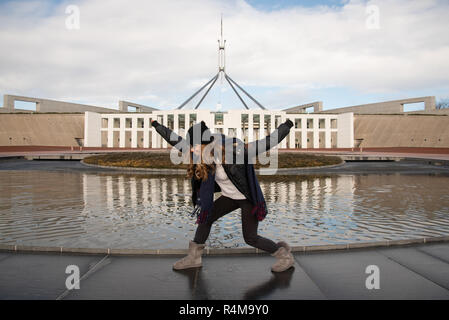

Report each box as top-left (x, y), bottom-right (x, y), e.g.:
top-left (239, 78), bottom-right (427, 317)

top-left (174, 267), bottom-right (295, 300)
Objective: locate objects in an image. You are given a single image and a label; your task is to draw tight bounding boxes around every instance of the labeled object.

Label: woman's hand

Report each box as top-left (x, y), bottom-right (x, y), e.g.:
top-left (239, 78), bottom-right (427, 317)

top-left (285, 119), bottom-right (293, 129)
top-left (151, 120), bottom-right (160, 127)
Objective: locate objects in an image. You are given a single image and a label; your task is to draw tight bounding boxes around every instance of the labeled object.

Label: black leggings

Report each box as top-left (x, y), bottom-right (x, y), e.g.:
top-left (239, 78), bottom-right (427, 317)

top-left (193, 196), bottom-right (279, 254)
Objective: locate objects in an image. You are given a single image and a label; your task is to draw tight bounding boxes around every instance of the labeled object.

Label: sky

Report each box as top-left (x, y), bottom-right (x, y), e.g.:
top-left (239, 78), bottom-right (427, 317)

top-left (1, 0), bottom-right (449, 112)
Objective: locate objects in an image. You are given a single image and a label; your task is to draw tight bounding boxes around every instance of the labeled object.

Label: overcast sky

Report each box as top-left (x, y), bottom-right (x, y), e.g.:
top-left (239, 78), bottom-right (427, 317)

top-left (1, 0), bottom-right (448, 111)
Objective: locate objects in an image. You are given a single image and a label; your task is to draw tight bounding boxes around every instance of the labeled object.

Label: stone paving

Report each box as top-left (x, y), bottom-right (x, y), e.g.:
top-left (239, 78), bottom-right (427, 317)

top-left (0, 242), bottom-right (448, 300)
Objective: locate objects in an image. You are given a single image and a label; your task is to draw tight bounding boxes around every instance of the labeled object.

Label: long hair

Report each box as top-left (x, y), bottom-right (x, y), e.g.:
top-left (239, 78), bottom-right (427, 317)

top-left (186, 143), bottom-right (227, 181)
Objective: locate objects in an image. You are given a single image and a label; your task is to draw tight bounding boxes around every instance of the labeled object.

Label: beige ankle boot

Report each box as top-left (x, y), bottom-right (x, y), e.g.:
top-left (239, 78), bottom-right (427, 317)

top-left (173, 241), bottom-right (205, 270)
top-left (271, 241), bottom-right (294, 272)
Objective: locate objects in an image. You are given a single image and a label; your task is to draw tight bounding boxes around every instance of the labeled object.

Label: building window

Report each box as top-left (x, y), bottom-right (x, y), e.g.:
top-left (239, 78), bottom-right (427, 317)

top-left (125, 118), bottom-right (132, 128)
top-left (295, 119), bottom-right (301, 129)
top-left (264, 115), bottom-right (271, 132)
top-left (179, 114), bottom-right (185, 129)
top-left (331, 119), bottom-right (337, 129)
top-left (319, 119), bottom-right (325, 129)
top-left (241, 114), bottom-right (248, 128)
top-left (167, 114), bottom-right (174, 129)
top-left (307, 119), bottom-right (313, 129)
top-left (189, 114), bottom-right (197, 127)
top-left (215, 112), bottom-right (223, 125)
top-left (253, 114), bottom-right (260, 129)
top-left (137, 118), bottom-right (144, 128)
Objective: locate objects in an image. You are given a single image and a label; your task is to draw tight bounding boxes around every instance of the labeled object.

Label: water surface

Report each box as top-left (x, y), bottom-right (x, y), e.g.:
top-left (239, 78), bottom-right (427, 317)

top-left (1, 170), bottom-right (448, 249)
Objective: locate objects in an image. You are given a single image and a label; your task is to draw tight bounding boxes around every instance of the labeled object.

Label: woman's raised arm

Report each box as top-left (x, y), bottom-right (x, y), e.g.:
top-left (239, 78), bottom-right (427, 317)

top-left (246, 119), bottom-right (293, 158)
top-left (151, 120), bottom-right (189, 152)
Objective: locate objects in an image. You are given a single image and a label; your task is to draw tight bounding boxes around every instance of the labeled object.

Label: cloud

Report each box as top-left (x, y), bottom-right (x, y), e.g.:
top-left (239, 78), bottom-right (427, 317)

top-left (0, 0), bottom-right (448, 110)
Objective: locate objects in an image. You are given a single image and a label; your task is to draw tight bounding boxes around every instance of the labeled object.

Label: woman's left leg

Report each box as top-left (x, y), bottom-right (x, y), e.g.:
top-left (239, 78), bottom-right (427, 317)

top-left (237, 199), bottom-right (295, 272)
top-left (236, 199), bottom-right (279, 254)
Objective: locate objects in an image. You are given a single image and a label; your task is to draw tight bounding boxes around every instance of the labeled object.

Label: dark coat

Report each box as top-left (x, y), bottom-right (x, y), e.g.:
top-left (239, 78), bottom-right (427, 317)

top-left (153, 119), bottom-right (293, 206)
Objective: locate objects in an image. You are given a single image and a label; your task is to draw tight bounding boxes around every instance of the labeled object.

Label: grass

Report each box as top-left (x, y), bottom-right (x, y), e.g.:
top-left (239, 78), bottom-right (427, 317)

top-left (83, 151), bottom-right (343, 169)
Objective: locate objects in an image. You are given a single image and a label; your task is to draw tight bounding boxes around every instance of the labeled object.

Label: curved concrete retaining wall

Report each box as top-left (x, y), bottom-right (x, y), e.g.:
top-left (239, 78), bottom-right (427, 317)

top-left (0, 236), bottom-right (448, 256)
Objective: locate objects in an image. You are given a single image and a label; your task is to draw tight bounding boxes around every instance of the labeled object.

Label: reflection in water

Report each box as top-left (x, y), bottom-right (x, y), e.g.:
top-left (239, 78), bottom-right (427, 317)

top-left (174, 266), bottom-right (295, 300)
top-left (174, 268), bottom-right (210, 300)
top-left (0, 171), bottom-right (449, 249)
top-left (243, 267), bottom-right (295, 300)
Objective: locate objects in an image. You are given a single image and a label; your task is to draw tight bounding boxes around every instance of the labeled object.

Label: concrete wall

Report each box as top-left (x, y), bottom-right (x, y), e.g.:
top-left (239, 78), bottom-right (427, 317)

top-left (118, 101), bottom-right (158, 112)
top-left (2, 94), bottom-right (121, 113)
top-left (354, 114), bottom-right (449, 148)
top-left (2, 94), bottom-right (159, 114)
top-left (406, 108), bottom-right (449, 115)
top-left (0, 114), bottom-right (84, 146)
top-left (337, 112), bottom-right (354, 148)
top-left (84, 112), bottom-right (102, 147)
top-left (318, 96), bottom-right (436, 115)
top-left (283, 101), bottom-right (323, 113)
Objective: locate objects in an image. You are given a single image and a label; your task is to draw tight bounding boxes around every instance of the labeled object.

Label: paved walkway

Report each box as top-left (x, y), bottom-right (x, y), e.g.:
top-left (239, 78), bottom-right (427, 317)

top-left (1, 242), bottom-right (448, 300)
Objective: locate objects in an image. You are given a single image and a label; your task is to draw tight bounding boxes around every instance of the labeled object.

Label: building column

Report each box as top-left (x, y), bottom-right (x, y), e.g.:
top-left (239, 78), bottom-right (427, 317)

top-left (107, 116), bottom-right (114, 148)
top-left (280, 114), bottom-right (287, 148)
top-left (313, 117), bottom-right (319, 148)
top-left (270, 115), bottom-right (275, 136)
top-left (248, 112), bottom-right (254, 143)
top-left (174, 113), bottom-right (179, 136)
top-left (236, 112), bottom-right (243, 141)
top-left (143, 116), bottom-right (149, 148)
top-left (162, 114), bottom-right (168, 148)
top-left (131, 117), bottom-right (137, 148)
top-left (151, 128), bottom-right (157, 148)
top-left (301, 118), bottom-right (307, 149)
top-left (185, 113), bottom-right (189, 132)
top-left (119, 116), bottom-right (125, 148)
top-left (289, 118), bottom-right (295, 149)
top-left (325, 118), bottom-right (331, 148)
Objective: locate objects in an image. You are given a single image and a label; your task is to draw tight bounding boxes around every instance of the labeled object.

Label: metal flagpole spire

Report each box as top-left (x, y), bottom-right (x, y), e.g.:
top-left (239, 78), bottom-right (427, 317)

top-left (176, 15), bottom-right (266, 111)
top-left (218, 13), bottom-right (226, 80)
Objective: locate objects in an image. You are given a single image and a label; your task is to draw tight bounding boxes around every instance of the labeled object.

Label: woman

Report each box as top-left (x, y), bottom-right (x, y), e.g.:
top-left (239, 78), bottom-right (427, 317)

top-left (151, 118), bottom-right (295, 272)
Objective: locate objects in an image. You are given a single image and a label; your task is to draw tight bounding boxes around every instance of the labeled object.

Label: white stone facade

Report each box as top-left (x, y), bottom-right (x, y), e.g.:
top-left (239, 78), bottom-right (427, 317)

top-left (85, 110), bottom-right (354, 149)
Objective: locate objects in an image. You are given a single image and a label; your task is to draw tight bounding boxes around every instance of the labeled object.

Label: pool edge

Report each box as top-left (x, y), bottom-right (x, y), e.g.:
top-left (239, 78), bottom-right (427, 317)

top-left (1, 236), bottom-right (448, 256)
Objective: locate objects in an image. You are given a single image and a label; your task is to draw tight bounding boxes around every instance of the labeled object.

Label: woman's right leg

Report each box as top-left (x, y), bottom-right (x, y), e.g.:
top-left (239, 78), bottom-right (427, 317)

top-left (174, 196), bottom-right (239, 270)
top-left (193, 195), bottom-right (240, 244)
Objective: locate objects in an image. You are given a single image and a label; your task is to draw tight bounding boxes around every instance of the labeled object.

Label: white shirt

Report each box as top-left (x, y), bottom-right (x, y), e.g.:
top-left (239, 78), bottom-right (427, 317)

top-left (214, 163), bottom-right (247, 200)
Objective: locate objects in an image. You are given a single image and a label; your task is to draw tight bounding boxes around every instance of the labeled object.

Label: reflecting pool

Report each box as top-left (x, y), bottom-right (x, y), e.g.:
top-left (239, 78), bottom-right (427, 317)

top-left (1, 171), bottom-right (449, 249)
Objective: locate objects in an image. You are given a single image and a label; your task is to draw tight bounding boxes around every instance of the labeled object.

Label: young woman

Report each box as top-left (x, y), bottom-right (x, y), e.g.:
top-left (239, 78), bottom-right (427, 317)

top-left (151, 118), bottom-right (295, 272)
